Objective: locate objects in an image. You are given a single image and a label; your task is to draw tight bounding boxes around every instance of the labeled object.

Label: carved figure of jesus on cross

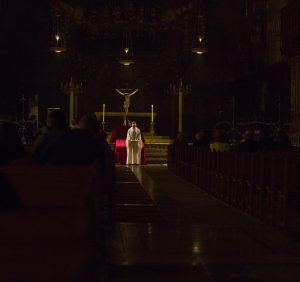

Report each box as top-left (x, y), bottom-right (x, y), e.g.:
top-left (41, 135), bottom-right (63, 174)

top-left (115, 88), bottom-right (139, 118)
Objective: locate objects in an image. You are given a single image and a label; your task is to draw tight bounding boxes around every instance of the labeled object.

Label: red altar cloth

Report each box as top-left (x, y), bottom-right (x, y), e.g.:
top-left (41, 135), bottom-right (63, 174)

top-left (109, 126), bottom-right (146, 165)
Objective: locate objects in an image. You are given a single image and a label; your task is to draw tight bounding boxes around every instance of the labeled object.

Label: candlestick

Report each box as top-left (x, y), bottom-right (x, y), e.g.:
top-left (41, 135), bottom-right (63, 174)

top-left (151, 104), bottom-right (154, 123)
top-left (102, 104), bottom-right (105, 122)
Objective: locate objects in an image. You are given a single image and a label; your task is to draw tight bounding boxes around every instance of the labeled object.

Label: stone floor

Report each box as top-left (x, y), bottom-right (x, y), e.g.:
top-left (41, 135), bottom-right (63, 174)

top-left (101, 165), bottom-right (300, 282)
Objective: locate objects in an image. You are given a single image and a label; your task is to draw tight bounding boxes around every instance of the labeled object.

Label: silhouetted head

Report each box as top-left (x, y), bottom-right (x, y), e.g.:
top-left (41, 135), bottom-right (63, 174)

top-left (213, 130), bottom-right (228, 143)
top-left (243, 129), bottom-right (254, 139)
top-left (79, 114), bottom-right (101, 135)
top-left (48, 110), bottom-right (66, 130)
top-left (272, 130), bottom-right (291, 148)
top-left (131, 121), bottom-right (137, 128)
top-left (195, 130), bottom-right (205, 141)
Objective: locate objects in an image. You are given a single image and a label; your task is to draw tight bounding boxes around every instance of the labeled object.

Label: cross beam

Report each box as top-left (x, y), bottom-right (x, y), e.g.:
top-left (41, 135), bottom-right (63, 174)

top-left (94, 111), bottom-right (157, 118)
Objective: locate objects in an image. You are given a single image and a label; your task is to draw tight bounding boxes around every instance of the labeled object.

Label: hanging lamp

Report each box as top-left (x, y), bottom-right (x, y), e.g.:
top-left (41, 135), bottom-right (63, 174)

top-left (50, 14), bottom-right (66, 53)
top-left (118, 31), bottom-right (135, 66)
top-left (192, 14), bottom-right (208, 55)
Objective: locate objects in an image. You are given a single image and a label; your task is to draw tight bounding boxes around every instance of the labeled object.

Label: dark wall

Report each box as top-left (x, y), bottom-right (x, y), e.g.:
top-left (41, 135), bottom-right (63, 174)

top-left (0, 0), bottom-right (290, 137)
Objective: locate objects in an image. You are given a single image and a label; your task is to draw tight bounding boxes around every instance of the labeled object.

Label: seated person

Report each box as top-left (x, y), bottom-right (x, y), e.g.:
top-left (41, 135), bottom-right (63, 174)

top-left (193, 130), bottom-right (209, 146)
top-left (56, 114), bottom-right (105, 166)
top-left (272, 130), bottom-right (292, 150)
top-left (173, 132), bottom-right (188, 145)
top-left (258, 130), bottom-right (274, 151)
top-left (238, 129), bottom-right (260, 152)
top-left (0, 119), bottom-right (26, 165)
top-left (32, 109), bottom-right (69, 164)
top-left (97, 129), bottom-right (116, 190)
top-left (32, 111), bottom-right (106, 167)
top-left (210, 130), bottom-right (230, 152)
top-left (0, 171), bottom-right (22, 210)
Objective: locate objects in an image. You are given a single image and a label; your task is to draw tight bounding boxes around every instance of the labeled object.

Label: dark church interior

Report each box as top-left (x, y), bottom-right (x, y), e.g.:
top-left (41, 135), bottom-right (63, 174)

top-left (1, 0), bottom-right (300, 281)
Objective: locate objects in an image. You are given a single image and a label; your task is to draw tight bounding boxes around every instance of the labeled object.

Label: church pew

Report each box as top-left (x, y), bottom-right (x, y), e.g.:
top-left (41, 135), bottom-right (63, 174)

top-left (206, 150), bottom-right (214, 193)
top-left (0, 165), bottom-right (104, 282)
top-left (279, 158), bottom-right (300, 232)
top-left (190, 146), bottom-right (200, 185)
top-left (183, 145), bottom-right (193, 181)
top-left (174, 143), bottom-right (183, 175)
top-left (1, 166), bottom-right (98, 207)
top-left (244, 153), bottom-right (256, 215)
top-left (168, 144), bottom-right (176, 172)
top-left (265, 154), bottom-right (280, 225)
top-left (0, 207), bottom-right (95, 281)
top-left (213, 152), bottom-right (224, 197)
top-left (252, 153), bottom-right (268, 222)
top-left (236, 153), bottom-right (248, 210)
top-left (198, 149), bottom-right (209, 190)
top-left (229, 151), bottom-right (239, 207)
top-left (217, 152), bottom-right (227, 199)
top-left (215, 152), bottom-right (226, 199)
top-left (223, 152), bottom-right (234, 204)
top-left (209, 152), bottom-right (218, 196)
top-left (168, 144), bottom-right (300, 232)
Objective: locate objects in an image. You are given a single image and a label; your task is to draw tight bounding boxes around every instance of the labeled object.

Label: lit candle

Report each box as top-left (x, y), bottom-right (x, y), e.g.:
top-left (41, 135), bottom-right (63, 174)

top-left (151, 104), bottom-right (154, 123)
top-left (102, 104), bottom-right (105, 122)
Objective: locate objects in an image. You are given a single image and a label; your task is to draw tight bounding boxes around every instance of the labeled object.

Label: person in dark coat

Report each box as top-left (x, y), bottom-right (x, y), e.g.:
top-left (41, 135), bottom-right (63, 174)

top-left (33, 112), bottom-right (106, 168)
top-left (237, 129), bottom-right (260, 152)
top-left (0, 171), bottom-right (22, 210)
top-left (0, 120), bottom-right (25, 165)
top-left (193, 130), bottom-right (209, 147)
top-left (272, 130), bottom-right (292, 150)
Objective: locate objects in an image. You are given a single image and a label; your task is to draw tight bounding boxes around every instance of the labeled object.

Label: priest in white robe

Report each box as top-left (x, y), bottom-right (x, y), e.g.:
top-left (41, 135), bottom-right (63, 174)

top-left (126, 121), bottom-right (142, 165)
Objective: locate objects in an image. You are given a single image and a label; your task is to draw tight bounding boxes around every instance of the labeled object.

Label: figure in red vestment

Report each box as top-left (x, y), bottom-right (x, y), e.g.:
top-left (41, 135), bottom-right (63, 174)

top-left (109, 120), bottom-right (146, 165)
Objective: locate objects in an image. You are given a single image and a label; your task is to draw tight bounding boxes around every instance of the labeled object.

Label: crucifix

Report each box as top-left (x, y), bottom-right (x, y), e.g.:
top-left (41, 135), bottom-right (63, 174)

top-left (115, 88), bottom-right (139, 118)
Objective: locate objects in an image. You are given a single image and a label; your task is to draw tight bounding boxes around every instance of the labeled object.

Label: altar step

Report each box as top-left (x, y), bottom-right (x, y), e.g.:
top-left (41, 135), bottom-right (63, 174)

top-left (144, 144), bottom-right (168, 164)
top-left (144, 135), bottom-right (172, 145)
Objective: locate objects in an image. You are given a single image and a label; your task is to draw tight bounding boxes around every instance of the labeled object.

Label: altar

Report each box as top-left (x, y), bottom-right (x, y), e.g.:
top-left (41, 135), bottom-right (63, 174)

top-left (94, 111), bottom-right (157, 134)
top-left (94, 90), bottom-right (171, 163)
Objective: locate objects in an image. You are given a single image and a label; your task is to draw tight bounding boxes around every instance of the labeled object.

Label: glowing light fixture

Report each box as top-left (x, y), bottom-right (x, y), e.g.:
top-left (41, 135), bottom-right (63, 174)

top-left (50, 14), bottom-right (66, 53)
top-left (119, 31), bottom-right (135, 66)
top-left (192, 14), bottom-right (208, 55)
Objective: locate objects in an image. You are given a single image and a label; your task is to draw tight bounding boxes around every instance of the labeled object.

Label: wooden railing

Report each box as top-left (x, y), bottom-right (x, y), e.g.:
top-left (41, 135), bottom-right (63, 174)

top-left (168, 144), bottom-right (300, 232)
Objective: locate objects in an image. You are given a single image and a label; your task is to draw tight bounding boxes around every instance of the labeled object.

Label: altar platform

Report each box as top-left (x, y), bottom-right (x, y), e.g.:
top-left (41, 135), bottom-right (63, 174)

top-left (107, 133), bottom-right (172, 164)
top-left (142, 135), bottom-right (172, 164)
top-left (142, 134), bottom-right (172, 145)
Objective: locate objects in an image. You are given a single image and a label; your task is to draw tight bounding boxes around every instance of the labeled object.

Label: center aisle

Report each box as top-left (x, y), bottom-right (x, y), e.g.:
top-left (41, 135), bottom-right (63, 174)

top-left (104, 165), bottom-right (212, 282)
top-left (103, 165), bottom-right (300, 282)
top-left (113, 166), bottom-right (166, 223)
